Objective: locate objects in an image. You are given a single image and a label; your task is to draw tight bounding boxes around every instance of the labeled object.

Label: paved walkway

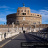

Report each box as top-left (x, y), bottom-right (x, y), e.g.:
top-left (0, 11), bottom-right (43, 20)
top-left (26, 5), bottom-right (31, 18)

top-left (0, 33), bottom-right (48, 48)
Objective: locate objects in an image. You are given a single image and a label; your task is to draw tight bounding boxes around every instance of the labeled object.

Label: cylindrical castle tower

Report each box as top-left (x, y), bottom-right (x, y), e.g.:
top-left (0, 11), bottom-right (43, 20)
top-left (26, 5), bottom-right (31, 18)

top-left (6, 5), bottom-right (42, 25)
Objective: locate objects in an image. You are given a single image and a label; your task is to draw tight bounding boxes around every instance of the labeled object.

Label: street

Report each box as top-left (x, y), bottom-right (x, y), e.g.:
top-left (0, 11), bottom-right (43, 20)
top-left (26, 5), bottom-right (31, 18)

top-left (0, 33), bottom-right (48, 48)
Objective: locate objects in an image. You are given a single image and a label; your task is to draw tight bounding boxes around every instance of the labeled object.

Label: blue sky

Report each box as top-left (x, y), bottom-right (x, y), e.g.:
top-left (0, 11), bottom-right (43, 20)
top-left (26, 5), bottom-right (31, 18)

top-left (0, 0), bottom-right (48, 24)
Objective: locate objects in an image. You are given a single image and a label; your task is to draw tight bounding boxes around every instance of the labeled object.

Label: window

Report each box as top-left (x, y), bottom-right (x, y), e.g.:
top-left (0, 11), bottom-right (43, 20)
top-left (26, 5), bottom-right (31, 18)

top-left (28, 10), bottom-right (29, 14)
top-left (22, 13), bottom-right (26, 15)
top-left (40, 15), bottom-right (41, 17)
top-left (31, 14), bottom-right (32, 15)
top-left (18, 13), bottom-right (19, 15)
top-left (25, 10), bottom-right (26, 12)
top-left (18, 10), bottom-right (20, 12)
top-left (16, 21), bottom-right (19, 25)
top-left (21, 10), bottom-right (23, 12)
top-left (37, 15), bottom-right (39, 16)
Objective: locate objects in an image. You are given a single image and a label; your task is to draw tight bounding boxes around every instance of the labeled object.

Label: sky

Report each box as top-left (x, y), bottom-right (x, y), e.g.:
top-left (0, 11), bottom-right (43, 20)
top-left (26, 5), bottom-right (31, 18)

top-left (0, 0), bottom-right (48, 25)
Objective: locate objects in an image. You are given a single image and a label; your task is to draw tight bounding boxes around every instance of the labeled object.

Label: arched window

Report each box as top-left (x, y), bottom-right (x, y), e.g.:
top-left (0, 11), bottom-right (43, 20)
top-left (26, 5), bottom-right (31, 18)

top-left (37, 15), bottom-right (39, 16)
top-left (25, 10), bottom-right (26, 12)
top-left (18, 10), bottom-right (20, 12)
top-left (18, 13), bottom-right (19, 15)
top-left (22, 13), bottom-right (26, 15)
top-left (31, 14), bottom-right (32, 15)
top-left (21, 10), bottom-right (23, 12)
top-left (28, 10), bottom-right (29, 14)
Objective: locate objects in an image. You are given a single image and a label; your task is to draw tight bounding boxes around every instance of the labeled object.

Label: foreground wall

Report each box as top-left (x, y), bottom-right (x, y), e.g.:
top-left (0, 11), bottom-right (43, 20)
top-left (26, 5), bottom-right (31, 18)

top-left (0, 28), bottom-right (47, 33)
top-left (0, 24), bottom-right (48, 32)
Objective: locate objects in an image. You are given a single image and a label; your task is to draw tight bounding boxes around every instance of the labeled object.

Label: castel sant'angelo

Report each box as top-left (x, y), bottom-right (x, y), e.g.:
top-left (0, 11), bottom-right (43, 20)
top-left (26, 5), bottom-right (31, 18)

top-left (7, 4), bottom-right (42, 25)
top-left (0, 4), bottom-right (48, 32)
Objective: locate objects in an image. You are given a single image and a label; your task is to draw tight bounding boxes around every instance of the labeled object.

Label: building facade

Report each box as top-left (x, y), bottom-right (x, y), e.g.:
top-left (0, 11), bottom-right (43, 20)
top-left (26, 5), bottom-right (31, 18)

top-left (6, 6), bottom-right (42, 25)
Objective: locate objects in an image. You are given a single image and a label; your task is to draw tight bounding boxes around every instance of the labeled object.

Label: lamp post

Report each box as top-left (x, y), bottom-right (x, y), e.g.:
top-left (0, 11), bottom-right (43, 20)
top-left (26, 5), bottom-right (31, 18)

top-left (33, 22), bottom-right (36, 32)
top-left (8, 22), bottom-right (10, 32)
top-left (39, 22), bottom-right (40, 32)
top-left (22, 24), bottom-right (24, 33)
top-left (30, 25), bottom-right (32, 32)
top-left (22, 24), bottom-right (24, 31)
top-left (34, 22), bottom-right (36, 29)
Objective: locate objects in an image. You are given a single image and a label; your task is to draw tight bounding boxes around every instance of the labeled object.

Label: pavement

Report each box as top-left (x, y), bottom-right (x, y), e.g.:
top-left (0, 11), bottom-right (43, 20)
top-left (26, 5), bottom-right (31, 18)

top-left (0, 33), bottom-right (48, 48)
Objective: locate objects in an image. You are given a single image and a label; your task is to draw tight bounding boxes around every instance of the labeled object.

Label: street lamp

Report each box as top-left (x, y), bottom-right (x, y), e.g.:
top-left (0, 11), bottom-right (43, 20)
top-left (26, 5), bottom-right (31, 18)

top-left (30, 25), bottom-right (32, 32)
top-left (8, 22), bottom-right (10, 32)
top-left (33, 22), bottom-right (36, 29)
top-left (39, 22), bottom-right (40, 32)
top-left (22, 24), bottom-right (24, 31)
top-left (33, 22), bottom-right (36, 32)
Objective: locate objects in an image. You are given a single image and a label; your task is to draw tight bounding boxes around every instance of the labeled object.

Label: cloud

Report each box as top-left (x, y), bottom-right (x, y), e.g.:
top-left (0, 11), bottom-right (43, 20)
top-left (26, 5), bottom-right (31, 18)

top-left (45, 7), bottom-right (48, 10)
top-left (0, 18), bottom-right (6, 22)
top-left (0, 11), bottom-right (16, 24)
top-left (0, 5), bottom-right (16, 24)
top-left (0, 5), bottom-right (10, 8)
top-left (31, 9), bottom-right (48, 24)
top-left (0, 5), bottom-right (15, 10)
top-left (0, 5), bottom-right (48, 24)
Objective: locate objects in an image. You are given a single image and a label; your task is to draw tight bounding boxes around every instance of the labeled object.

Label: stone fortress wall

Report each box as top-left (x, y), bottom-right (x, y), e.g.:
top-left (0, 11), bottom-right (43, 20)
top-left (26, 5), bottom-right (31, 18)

top-left (2, 6), bottom-right (48, 32)
top-left (0, 24), bottom-right (48, 32)
top-left (6, 7), bottom-right (42, 25)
